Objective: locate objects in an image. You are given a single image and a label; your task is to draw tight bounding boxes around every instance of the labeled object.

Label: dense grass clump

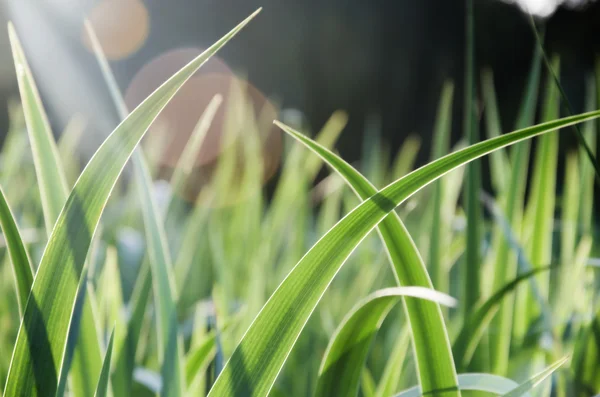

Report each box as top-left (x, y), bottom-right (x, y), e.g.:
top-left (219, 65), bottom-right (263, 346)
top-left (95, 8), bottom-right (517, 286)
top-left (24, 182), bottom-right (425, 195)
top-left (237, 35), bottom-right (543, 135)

top-left (0, 7), bottom-right (599, 397)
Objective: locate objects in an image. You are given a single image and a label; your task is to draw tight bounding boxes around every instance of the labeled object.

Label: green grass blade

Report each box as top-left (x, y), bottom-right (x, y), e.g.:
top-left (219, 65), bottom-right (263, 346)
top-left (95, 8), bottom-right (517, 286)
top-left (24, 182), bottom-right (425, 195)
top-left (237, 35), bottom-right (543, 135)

top-left (390, 135), bottom-right (421, 181)
top-left (429, 80), bottom-right (454, 295)
top-left (0, 186), bottom-right (34, 314)
top-left (85, 19), bottom-right (191, 395)
top-left (186, 332), bottom-right (217, 386)
top-left (206, 110), bottom-right (600, 397)
top-left (489, 39), bottom-right (543, 375)
top-left (3, 11), bottom-right (258, 396)
top-left (94, 328), bottom-right (115, 397)
top-left (502, 356), bottom-right (569, 397)
top-left (374, 326), bottom-right (411, 397)
top-left (453, 266), bottom-right (553, 369)
top-left (9, 24), bottom-right (104, 397)
top-left (462, 0), bottom-right (482, 317)
top-left (111, 265), bottom-right (152, 396)
top-left (316, 288), bottom-right (457, 397)
top-left (394, 373), bottom-right (524, 397)
top-left (277, 121), bottom-right (461, 395)
top-left (134, 153), bottom-right (185, 396)
top-left (8, 23), bottom-right (69, 234)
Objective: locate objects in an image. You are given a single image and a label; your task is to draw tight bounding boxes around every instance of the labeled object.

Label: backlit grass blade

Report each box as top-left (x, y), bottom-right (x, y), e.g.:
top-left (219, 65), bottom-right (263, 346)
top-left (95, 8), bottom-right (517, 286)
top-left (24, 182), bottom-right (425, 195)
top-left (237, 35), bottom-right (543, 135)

top-left (0, 186), bottom-right (33, 314)
top-left (134, 153), bottom-right (185, 396)
top-left (502, 356), bottom-right (569, 397)
top-left (428, 81), bottom-right (454, 295)
top-left (390, 135), bottom-right (421, 181)
top-left (453, 266), bottom-right (553, 369)
top-left (394, 373), bottom-right (524, 397)
top-left (489, 40), bottom-right (543, 375)
top-left (9, 24), bottom-right (103, 397)
top-left (316, 288), bottom-right (457, 397)
top-left (94, 328), bottom-right (115, 397)
top-left (8, 23), bottom-right (69, 234)
top-left (277, 121), bottom-right (461, 395)
top-left (3, 11), bottom-right (258, 396)
top-left (85, 19), bottom-right (187, 396)
top-left (207, 110), bottom-right (600, 397)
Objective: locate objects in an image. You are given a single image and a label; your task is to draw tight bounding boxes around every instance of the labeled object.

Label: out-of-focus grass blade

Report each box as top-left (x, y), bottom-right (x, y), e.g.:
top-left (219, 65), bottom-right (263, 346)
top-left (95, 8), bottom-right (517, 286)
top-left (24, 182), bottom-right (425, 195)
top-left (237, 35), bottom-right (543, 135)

top-left (394, 373), bottom-right (524, 397)
top-left (133, 153), bottom-right (185, 396)
top-left (429, 80), bottom-right (454, 295)
top-left (94, 328), bottom-right (115, 397)
top-left (58, 114), bottom-right (86, 188)
top-left (8, 24), bottom-right (103, 397)
top-left (374, 326), bottom-right (410, 397)
top-left (169, 94), bottom-right (223, 198)
top-left (390, 135), bottom-right (421, 181)
top-left (112, 265), bottom-right (152, 396)
top-left (453, 266), bottom-right (553, 369)
top-left (518, 56), bottom-right (560, 341)
top-left (481, 68), bottom-right (510, 194)
top-left (501, 356), bottom-right (569, 397)
top-left (462, 0), bottom-right (482, 317)
top-left (3, 11), bottom-right (258, 396)
top-left (573, 305), bottom-right (600, 393)
top-left (0, 186), bottom-right (33, 314)
top-left (207, 111), bottom-right (600, 397)
top-left (316, 288), bottom-right (457, 397)
top-left (186, 332), bottom-right (217, 386)
top-left (489, 39), bottom-right (543, 375)
top-left (578, 78), bottom-right (596, 234)
top-left (277, 122), bottom-right (461, 396)
top-left (361, 368), bottom-right (377, 397)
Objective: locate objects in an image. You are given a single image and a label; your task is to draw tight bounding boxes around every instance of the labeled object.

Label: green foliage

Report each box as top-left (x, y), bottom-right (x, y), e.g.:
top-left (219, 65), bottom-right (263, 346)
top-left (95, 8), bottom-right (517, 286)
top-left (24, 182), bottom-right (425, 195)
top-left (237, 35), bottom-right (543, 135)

top-left (0, 7), bottom-right (598, 397)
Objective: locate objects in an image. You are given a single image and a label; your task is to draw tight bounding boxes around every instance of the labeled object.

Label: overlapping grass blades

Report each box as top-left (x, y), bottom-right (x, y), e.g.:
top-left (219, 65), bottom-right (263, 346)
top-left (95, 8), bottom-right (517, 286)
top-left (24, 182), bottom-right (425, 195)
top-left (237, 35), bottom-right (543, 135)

top-left (2, 11), bottom-right (259, 396)
top-left (207, 110), bottom-right (600, 396)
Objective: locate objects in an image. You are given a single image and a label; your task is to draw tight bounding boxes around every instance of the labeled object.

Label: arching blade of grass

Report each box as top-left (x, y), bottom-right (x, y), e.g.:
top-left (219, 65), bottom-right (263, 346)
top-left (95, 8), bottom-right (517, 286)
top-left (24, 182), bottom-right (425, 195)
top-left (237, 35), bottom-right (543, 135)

top-left (94, 328), bottom-right (115, 397)
top-left (489, 40), bottom-right (543, 375)
top-left (0, 186), bottom-right (34, 315)
top-left (3, 11), bottom-right (259, 396)
top-left (316, 288), bottom-right (457, 397)
top-left (394, 373), bottom-right (524, 397)
top-left (453, 265), bottom-right (553, 369)
top-left (502, 356), bottom-right (569, 397)
top-left (277, 121), bottom-right (461, 395)
top-left (207, 111), bottom-right (600, 397)
top-left (8, 24), bottom-right (103, 397)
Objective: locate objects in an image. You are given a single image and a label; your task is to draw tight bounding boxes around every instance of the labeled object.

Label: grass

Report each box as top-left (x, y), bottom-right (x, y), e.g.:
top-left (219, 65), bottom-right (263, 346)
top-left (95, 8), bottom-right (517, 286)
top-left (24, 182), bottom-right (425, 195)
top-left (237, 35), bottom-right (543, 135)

top-left (0, 6), bottom-right (598, 397)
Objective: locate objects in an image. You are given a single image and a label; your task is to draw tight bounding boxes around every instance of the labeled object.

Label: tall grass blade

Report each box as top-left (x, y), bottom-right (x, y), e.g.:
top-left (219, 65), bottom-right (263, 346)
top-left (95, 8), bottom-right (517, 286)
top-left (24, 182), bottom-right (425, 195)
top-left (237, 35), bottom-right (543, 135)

top-left (8, 24), bottom-right (103, 397)
top-left (502, 356), bottom-right (569, 397)
top-left (316, 288), bottom-right (457, 397)
top-left (374, 327), bottom-right (411, 397)
top-left (3, 11), bottom-right (258, 396)
top-left (94, 328), bottom-right (115, 397)
top-left (207, 110), bottom-right (600, 397)
top-left (277, 121), bottom-right (461, 395)
top-left (0, 186), bottom-right (34, 314)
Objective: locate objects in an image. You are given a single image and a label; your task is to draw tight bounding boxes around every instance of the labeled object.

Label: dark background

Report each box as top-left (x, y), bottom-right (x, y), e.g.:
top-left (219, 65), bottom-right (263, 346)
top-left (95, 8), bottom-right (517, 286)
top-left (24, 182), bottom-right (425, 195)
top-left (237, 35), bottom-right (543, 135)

top-left (0, 0), bottom-right (599, 166)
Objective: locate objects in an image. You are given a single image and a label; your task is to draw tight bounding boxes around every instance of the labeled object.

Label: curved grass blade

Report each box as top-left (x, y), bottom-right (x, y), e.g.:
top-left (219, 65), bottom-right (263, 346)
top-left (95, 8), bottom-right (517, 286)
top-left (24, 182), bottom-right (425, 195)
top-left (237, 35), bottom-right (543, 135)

top-left (9, 24), bottom-right (103, 397)
top-left (452, 265), bottom-right (553, 369)
top-left (0, 186), bottom-right (34, 314)
top-left (277, 121), bottom-right (462, 395)
top-left (84, 19), bottom-right (192, 396)
top-left (186, 332), bottom-right (217, 386)
top-left (502, 356), bottom-right (569, 397)
top-left (3, 11), bottom-right (259, 396)
top-left (394, 373), bottom-right (524, 397)
top-left (94, 328), bottom-right (115, 397)
top-left (207, 109), bottom-right (600, 397)
top-left (316, 288), bottom-right (457, 397)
